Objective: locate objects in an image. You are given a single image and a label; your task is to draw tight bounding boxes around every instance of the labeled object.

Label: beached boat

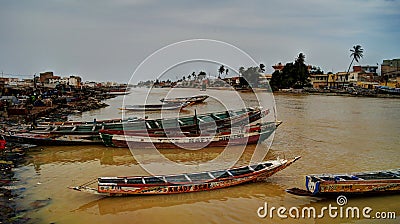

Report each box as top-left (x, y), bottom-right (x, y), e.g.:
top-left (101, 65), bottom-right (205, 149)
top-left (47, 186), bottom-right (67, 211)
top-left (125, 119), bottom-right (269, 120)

top-left (4, 108), bottom-right (266, 146)
top-left (50, 107), bottom-right (265, 135)
top-left (100, 121), bottom-right (278, 148)
top-left (160, 95), bottom-right (209, 104)
top-left (2, 132), bottom-right (103, 146)
top-left (286, 168), bottom-right (400, 197)
top-left (37, 117), bottom-right (140, 126)
top-left (101, 107), bottom-right (267, 135)
top-left (108, 87), bottom-right (131, 95)
top-left (123, 102), bottom-right (189, 111)
top-left (71, 156), bottom-right (300, 196)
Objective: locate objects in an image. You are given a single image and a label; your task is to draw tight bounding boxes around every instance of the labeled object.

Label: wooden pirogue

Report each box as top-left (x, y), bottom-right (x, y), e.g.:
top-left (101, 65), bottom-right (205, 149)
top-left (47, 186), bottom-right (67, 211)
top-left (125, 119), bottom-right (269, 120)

top-left (286, 168), bottom-right (400, 197)
top-left (71, 156), bottom-right (300, 196)
top-left (100, 121), bottom-right (280, 148)
top-left (160, 95), bottom-right (209, 104)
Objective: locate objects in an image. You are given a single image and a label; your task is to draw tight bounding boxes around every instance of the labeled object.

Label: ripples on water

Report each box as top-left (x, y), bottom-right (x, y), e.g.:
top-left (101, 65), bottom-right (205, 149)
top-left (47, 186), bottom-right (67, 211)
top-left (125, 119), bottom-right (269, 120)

top-left (15, 89), bottom-right (400, 223)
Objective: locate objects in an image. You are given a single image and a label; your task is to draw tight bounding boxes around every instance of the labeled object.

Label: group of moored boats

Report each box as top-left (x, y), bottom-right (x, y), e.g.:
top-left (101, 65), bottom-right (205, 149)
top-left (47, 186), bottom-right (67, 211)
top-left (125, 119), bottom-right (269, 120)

top-left (2, 94), bottom-right (398, 198)
top-left (2, 106), bottom-right (273, 148)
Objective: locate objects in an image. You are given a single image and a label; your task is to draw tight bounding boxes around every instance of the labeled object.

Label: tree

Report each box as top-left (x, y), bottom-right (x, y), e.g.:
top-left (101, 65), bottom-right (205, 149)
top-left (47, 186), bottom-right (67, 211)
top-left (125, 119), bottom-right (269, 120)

top-left (198, 71), bottom-right (207, 80)
top-left (224, 68), bottom-right (229, 78)
top-left (270, 53), bottom-right (310, 90)
top-left (296, 53), bottom-right (305, 65)
top-left (345, 45), bottom-right (364, 87)
top-left (239, 67), bottom-right (245, 77)
top-left (218, 65), bottom-right (225, 79)
top-left (259, 63), bottom-right (265, 73)
top-left (241, 67), bottom-right (260, 88)
top-left (294, 53), bottom-right (309, 87)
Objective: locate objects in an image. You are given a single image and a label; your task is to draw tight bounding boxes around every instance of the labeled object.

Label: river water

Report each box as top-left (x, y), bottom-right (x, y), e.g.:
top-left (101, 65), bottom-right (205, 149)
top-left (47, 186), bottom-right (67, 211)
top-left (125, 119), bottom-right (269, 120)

top-left (15, 88), bottom-right (399, 223)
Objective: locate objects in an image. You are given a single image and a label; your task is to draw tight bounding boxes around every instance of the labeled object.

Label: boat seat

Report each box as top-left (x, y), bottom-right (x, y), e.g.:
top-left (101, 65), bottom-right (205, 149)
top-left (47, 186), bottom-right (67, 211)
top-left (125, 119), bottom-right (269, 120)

top-left (226, 170), bottom-right (234, 177)
top-left (145, 122), bottom-right (152, 129)
top-left (184, 174), bottom-right (192, 182)
top-left (197, 118), bottom-right (205, 123)
top-left (154, 121), bottom-right (161, 128)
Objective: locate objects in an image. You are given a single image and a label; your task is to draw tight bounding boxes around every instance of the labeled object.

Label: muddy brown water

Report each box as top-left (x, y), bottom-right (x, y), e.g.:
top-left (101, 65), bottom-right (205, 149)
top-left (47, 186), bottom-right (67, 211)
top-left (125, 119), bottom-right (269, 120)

top-left (14, 88), bottom-right (399, 223)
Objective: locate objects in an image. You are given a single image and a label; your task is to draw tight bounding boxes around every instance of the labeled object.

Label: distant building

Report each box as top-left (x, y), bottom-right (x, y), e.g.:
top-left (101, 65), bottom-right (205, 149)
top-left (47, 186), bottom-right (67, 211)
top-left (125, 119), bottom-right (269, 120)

top-left (272, 62), bottom-right (285, 71)
top-left (48, 76), bottom-right (61, 84)
top-left (381, 58), bottom-right (400, 77)
top-left (353, 65), bottom-right (378, 74)
top-left (39, 71), bottom-right (55, 83)
top-left (67, 76), bottom-right (82, 87)
top-left (309, 74), bottom-right (328, 89)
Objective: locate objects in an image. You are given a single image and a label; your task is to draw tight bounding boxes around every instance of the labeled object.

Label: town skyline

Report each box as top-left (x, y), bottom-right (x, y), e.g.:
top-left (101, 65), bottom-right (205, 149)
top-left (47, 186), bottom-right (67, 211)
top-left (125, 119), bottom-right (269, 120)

top-left (1, 1), bottom-right (399, 83)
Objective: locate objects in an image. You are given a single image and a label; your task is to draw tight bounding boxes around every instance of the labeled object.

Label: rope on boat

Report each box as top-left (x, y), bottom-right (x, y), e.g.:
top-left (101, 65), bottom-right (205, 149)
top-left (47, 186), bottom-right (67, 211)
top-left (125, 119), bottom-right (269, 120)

top-left (78, 178), bottom-right (97, 188)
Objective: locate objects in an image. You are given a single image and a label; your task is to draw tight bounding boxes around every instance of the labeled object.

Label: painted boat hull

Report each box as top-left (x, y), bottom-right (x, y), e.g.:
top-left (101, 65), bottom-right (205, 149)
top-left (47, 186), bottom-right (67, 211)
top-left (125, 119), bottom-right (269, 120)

top-left (72, 157), bottom-right (300, 196)
top-left (3, 133), bottom-right (103, 146)
top-left (160, 95), bottom-right (209, 104)
top-left (306, 177), bottom-right (400, 196)
top-left (124, 102), bottom-right (189, 111)
top-left (287, 168), bottom-right (400, 197)
top-left (102, 122), bottom-right (276, 148)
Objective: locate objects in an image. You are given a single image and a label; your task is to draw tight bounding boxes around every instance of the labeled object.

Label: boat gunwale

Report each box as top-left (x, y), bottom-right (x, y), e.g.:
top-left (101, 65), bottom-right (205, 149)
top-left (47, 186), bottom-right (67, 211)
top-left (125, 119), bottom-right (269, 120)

top-left (97, 160), bottom-right (287, 187)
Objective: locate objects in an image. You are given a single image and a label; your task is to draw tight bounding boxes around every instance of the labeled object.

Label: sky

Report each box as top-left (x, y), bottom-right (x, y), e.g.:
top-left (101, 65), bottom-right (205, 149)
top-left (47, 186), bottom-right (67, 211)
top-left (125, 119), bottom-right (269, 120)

top-left (0, 0), bottom-right (399, 83)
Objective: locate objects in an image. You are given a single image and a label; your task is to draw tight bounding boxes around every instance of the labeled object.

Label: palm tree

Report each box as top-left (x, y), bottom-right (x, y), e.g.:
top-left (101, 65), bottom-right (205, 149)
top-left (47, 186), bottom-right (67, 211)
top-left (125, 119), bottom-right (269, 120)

top-left (345, 45), bottom-right (364, 87)
top-left (259, 64), bottom-right (265, 73)
top-left (224, 68), bottom-right (229, 78)
top-left (239, 67), bottom-right (245, 77)
top-left (296, 53), bottom-right (305, 64)
top-left (218, 65), bottom-right (225, 79)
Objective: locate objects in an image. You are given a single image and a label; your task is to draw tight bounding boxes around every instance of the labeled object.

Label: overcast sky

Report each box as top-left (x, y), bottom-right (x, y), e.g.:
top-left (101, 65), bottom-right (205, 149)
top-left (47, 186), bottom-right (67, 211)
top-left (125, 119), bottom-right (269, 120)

top-left (1, 0), bottom-right (399, 83)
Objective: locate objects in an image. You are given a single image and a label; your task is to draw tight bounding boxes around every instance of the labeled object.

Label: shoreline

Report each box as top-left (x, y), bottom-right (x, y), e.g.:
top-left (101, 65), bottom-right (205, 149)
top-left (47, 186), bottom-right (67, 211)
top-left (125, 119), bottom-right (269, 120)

top-left (273, 90), bottom-right (400, 98)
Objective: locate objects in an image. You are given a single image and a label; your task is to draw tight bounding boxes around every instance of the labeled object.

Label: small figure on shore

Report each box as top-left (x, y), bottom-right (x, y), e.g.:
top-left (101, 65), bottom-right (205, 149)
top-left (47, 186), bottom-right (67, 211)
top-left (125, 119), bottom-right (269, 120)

top-left (0, 135), bottom-right (6, 151)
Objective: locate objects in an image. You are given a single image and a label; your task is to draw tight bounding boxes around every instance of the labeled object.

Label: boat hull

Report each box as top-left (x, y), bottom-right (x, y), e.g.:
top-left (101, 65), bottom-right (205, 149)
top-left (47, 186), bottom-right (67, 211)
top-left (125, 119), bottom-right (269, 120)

top-left (72, 157), bottom-right (300, 196)
top-left (103, 122), bottom-right (276, 148)
top-left (306, 177), bottom-right (400, 196)
top-left (287, 168), bottom-right (400, 197)
top-left (3, 133), bottom-right (103, 146)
